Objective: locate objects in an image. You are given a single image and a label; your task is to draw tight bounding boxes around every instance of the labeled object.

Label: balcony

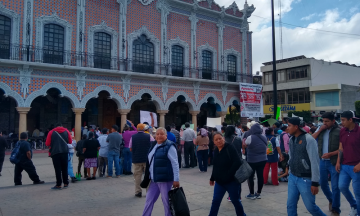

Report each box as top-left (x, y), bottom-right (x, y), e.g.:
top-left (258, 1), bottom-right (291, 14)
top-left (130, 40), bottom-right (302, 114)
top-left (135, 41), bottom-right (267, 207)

top-left (0, 44), bottom-right (253, 83)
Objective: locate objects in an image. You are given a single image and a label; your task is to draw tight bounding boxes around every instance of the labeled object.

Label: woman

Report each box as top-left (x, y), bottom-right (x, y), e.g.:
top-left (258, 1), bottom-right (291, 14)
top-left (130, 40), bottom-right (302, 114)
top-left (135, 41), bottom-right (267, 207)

top-left (142, 128), bottom-right (180, 216)
top-left (263, 128), bottom-right (283, 186)
top-left (83, 132), bottom-right (100, 180)
top-left (243, 123), bottom-right (267, 200)
top-left (194, 128), bottom-right (209, 172)
top-left (67, 136), bottom-right (77, 183)
top-left (209, 132), bottom-right (245, 216)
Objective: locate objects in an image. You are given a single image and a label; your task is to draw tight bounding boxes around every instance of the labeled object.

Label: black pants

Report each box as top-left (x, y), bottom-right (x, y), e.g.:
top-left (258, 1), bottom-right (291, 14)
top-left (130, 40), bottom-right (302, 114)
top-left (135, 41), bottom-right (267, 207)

top-left (208, 143), bottom-right (214, 165)
top-left (51, 153), bottom-right (69, 186)
top-left (177, 145), bottom-right (182, 168)
top-left (14, 160), bottom-right (40, 185)
top-left (0, 151), bottom-right (5, 173)
top-left (248, 161), bottom-right (267, 194)
top-left (184, 141), bottom-right (195, 167)
top-left (77, 155), bottom-right (87, 176)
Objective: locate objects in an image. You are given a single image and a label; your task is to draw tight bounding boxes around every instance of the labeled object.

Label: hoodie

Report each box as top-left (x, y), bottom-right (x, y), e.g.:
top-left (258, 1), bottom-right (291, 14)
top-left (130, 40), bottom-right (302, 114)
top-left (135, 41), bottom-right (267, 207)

top-left (46, 127), bottom-right (72, 157)
top-left (245, 123), bottom-right (268, 163)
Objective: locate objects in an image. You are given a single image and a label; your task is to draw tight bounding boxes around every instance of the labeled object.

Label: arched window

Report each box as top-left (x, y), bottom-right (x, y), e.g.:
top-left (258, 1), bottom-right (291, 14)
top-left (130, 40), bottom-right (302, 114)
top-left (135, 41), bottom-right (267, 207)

top-left (171, 45), bottom-right (184, 77)
top-left (0, 15), bottom-right (11, 59)
top-left (43, 24), bottom-right (64, 64)
top-left (202, 50), bottom-right (212, 80)
top-left (227, 55), bottom-right (237, 82)
top-left (132, 34), bottom-right (154, 74)
top-left (94, 32), bottom-right (111, 69)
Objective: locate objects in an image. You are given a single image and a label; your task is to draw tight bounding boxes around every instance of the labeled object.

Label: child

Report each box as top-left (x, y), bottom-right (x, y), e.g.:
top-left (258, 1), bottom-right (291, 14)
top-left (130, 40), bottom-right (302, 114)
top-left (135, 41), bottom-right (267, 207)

top-left (278, 153), bottom-right (289, 182)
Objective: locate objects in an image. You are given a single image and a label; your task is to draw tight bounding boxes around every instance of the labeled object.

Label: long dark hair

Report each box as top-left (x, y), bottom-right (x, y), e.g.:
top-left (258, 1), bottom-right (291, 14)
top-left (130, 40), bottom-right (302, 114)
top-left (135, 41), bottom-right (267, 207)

top-left (224, 126), bottom-right (236, 138)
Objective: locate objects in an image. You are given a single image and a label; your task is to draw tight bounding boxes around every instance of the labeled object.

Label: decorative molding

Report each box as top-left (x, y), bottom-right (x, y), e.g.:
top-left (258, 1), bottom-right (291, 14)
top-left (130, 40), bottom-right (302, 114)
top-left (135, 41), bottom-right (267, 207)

top-left (197, 43), bottom-right (217, 79)
top-left (23, 0), bottom-right (34, 46)
top-left (226, 2), bottom-right (239, 15)
top-left (223, 48), bottom-right (241, 80)
top-left (24, 82), bottom-right (81, 108)
top-left (196, 92), bottom-right (224, 111)
top-left (75, 70), bottom-right (87, 100)
top-left (221, 84), bottom-right (228, 106)
top-left (160, 78), bottom-right (169, 103)
top-left (167, 36), bottom-right (190, 76)
top-left (157, 0), bottom-right (171, 64)
top-left (121, 75), bottom-right (131, 102)
top-left (80, 85), bottom-right (126, 109)
top-left (0, 82), bottom-right (25, 107)
top-left (137, 0), bottom-right (155, 6)
top-left (224, 96), bottom-right (240, 108)
top-left (193, 81), bottom-right (200, 104)
top-left (76, 0), bottom-right (86, 53)
top-left (117, 0), bottom-right (129, 59)
top-left (0, 2), bottom-right (21, 45)
top-left (126, 88), bottom-right (164, 110)
top-left (164, 91), bottom-right (196, 111)
top-left (18, 66), bottom-right (33, 98)
top-left (189, 12), bottom-right (198, 68)
top-left (217, 20), bottom-right (225, 71)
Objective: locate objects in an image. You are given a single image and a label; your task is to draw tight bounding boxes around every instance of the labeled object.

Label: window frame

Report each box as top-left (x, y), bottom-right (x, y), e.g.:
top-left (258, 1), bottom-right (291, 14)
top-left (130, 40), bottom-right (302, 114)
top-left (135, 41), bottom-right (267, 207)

top-left (227, 54), bottom-right (237, 82)
top-left (43, 23), bottom-right (65, 65)
top-left (315, 91), bottom-right (340, 107)
top-left (171, 45), bottom-right (184, 77)
top-left (202, 50), bottom-right (213, 80)
top-left (93, 32), bottom-right (112, 69)
top-left (132, 34), bottom-right (155, 74)
top-left (0, 14), bottom-right (12, 59)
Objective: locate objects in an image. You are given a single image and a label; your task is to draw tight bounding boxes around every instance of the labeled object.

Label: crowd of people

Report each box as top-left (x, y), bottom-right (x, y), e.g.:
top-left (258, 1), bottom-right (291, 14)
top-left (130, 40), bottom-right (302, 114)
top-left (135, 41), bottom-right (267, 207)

top-left (0, 110), bottom-right (359, 216)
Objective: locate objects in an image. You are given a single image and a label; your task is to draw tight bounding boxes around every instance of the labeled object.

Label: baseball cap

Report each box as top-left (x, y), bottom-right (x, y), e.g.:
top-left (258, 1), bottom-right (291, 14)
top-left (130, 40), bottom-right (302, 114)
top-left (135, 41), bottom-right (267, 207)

top-left (247, 117), bottom-right (254, 121)
top-left (137, 123), bottom-right (146, 131)
top-left (341, 110), bottom-right (359, 120)
top-left (288, 117), bottom-right (307, 133)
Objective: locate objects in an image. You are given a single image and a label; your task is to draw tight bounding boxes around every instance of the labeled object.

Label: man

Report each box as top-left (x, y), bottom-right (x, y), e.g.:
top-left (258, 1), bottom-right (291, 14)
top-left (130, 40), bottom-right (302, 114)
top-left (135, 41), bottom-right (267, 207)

top-left (95, 127), bottom-right (101, 137)
top-left (246, 117), bottom-right (254, 130)
top-left (14, 132), bottom-right (45, 185)
top-left (82, 126), bottom-right (88, 137)
top-left (279, 125), bottom-right (290, 153)
top-left (170, 124), bottom-right (181, 168)
top-left (46, 123), bottom-right (72, 190)
top-left (106, 125), bottom-right (123, 178)
top-left (130, 124), bottom-right (152, 197)
top-left (182, 122), bottom-right (196, 168)
top-left (122, 121), bottom-right (137, 175)
top-left (98, 128), bottom-right (109, 177)
top-left (336, 110), bottom-right (360, 216)
top-left (235, 122), bottom-right (243, 137)
top-left (76, 134), bottom-right (87, 178)
top-left (286, 117), bottom-right (326, 216)
top-left (32, 128), bottom-right (40, 137)
top-left (0, 131), bottom-right (7, 176)
top-left (166, 125), bottom-right (176, 143)
top-left (312, 112), bottom-right (341, 216)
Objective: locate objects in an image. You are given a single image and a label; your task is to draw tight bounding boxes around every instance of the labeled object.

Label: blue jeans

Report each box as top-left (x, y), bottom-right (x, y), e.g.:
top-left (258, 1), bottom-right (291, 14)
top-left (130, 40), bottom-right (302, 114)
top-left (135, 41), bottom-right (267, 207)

top-left (339, 164), bottom-right (360, 215)
top-left (319, 160), bottom-right (341, 213)
top-left (209, 181), bottom-right (246, 216)
top-left (197, 150), bottom-right (208, 172)
top-left (107, 151), bottom-right (120, 176)
top-left (68, 153), bottom-right (75, 178)
top-left (287, 174), bottom-right (326, 216)
top-left (122, 147), bottom-right (132, 172)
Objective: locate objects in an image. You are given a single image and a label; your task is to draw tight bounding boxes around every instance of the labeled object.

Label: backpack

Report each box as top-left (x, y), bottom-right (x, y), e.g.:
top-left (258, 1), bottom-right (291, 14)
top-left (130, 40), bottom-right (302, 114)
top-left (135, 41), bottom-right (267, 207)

top-left (9, 142), bottom-right (22, 164)
top-left (266, 138), bottom-right (274, 155)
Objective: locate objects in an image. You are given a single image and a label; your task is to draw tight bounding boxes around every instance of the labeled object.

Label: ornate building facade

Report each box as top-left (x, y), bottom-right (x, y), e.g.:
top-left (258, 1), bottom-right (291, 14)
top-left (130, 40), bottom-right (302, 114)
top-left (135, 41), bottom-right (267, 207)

top-left (0, 0), bottom-right (255, 141)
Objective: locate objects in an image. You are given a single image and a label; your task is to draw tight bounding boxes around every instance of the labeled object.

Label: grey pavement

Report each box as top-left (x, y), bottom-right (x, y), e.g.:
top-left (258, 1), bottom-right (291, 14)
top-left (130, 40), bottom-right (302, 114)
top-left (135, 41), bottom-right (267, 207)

top-left (0, 153), bottom-right (353, 216)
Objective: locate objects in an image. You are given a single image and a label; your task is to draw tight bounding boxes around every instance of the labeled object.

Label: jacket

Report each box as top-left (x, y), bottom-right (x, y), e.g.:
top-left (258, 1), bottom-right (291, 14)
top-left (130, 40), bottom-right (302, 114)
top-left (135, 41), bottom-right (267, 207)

top-left (46, 127), bottom-right (72, 157)
top-left (245, 124), bottom-right (268, 163)
top-left (225, 135), bottom-right (242, 159)
top-left (150, 140), bottom-right (176, 182)
top-left (132, 132), bottom-right (151, 163)
top-left (76, 139), bottom-right (86, 156)
top-left (317, 123), bottom-right (340, 165)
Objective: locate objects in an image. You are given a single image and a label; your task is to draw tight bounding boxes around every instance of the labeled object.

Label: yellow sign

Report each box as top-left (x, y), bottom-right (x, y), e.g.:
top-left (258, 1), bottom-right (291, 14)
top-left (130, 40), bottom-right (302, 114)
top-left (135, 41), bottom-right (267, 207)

top-left (263, 103), bottom-right (310, 114)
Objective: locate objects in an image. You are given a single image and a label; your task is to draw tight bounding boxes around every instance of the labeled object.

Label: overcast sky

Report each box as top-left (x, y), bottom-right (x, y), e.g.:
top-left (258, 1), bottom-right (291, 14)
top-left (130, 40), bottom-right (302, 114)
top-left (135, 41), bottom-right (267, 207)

top-left (218, 0), bottom-right (360, 74)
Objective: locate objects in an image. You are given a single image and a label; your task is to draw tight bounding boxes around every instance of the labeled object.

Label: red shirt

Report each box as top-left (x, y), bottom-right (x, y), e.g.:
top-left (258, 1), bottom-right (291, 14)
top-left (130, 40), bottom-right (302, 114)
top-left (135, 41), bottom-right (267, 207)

top-left (340, 124), bottom-right (360, 166)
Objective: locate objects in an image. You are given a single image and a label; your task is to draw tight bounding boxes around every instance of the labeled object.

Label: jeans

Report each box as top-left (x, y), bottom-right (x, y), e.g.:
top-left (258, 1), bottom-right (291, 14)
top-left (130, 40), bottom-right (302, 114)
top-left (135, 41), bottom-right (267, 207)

top-left (248, 161), bottom-right (266, 194)
top-left (184, 141), bottom-right (195, 167)
top-left (263, 162), bottom-right (279, 185)
top-left (122, 147), bottom-right (132, 173)
top-left (51, 153), bottom-right (69, 186)
top-left (68, 153), bottom-right (75, 178)
top-left (14, 160), bottom-right (41, 185)
top-left (209, 181), bottom-right (246, 216)
top-left (319, 160), bottom-right (341, 213)
top-left (287, 174), bottom-right (326, 216)
top-left (107, 150), bottom-right (121, 176)
top-left (339, 164), bottom-right (360, 215)
top-left (197, 150), bottom-right (208, 172)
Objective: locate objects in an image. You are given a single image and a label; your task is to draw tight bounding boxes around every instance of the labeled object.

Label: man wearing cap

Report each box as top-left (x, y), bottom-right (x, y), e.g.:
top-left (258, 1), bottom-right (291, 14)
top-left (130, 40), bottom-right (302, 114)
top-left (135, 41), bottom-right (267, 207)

top-left (286, 117), bottom-right (326, 216)
top-left (122, 121), bottom-right (137, 175)
top-left (247, 117), bottom-right (254, 130)
top-left (130, 124), bottom-right (154, 197)
top-left (336, 110), bottom-right (360, 216)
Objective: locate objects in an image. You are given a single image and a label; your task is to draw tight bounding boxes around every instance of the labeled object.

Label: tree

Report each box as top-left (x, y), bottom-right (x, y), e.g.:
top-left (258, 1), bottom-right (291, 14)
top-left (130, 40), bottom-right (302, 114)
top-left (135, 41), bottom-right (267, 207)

top-left (355, 101), bottom-right (360, 116)
top-left (287, 110), bottom-right (312, 123)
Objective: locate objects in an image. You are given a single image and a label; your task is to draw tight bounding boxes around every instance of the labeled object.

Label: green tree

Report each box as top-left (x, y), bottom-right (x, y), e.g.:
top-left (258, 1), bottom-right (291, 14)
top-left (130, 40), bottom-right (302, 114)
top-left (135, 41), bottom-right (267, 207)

top-left (288, 110), bottom-right (312, 123)
top-left (355, 101), bottom-right (360, 116)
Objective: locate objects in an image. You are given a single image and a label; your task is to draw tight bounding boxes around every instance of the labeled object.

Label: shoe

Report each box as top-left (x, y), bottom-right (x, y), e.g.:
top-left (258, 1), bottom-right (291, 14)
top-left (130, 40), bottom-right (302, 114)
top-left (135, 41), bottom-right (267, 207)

top-left (91, 176), bottom-right (96, 180)
top-left (135, 192), bottom-right (142, 197)
top-left (116, 175), bottom-right (121, 178)
top-left (349, 207), bottom-right (357, 216)
top-left (183, 166), bottom-right (190, 168)
top-left (51, 186), bottom-right (62, 190)
top-left (63, 184), bottom-right (68, 189)
top-left (245, 194), bottom-right (256, 200)
top-left (329, 203), bottom-right (333, 212)
top-left (15, 183), bottom-right (22, 186)
top-left (227, 197), bottom-right (231, 202)
top-left (33, 181), bottom-right (45, 185)
top-left (86, 177), bottom-right (92, 180)
top-left (0, 172), bottom-right (2, 176)
top-left (330, 211), bottom-right (339, 216)
top-left (106, 176), bottom-right (112, 178)
top-left (255, 193), bottom-right (261, 199)
top-left (71, 178), bottom-right (77, 183)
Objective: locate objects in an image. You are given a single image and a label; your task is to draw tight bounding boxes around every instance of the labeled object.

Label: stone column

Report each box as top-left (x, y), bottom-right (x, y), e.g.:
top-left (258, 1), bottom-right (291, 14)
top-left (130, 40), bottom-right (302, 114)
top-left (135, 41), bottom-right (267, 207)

top-left (72, 108), bottom-right (85, 142)
top-left (189, 111), bottom-right (200, 130)
top-left (217, 111), bottom-right (228, 124)
top-left (157, 110), bottom-right (168, 128)
top-left (16, 107), bottom-right (31, 136)
top-left (118, 109), bottom-right (131, 132)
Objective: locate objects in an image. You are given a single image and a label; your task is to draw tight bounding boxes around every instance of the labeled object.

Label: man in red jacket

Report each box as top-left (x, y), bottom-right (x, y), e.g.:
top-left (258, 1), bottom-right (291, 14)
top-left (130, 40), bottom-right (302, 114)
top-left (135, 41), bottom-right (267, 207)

top-left (46, 123), bottom-right (72, 190)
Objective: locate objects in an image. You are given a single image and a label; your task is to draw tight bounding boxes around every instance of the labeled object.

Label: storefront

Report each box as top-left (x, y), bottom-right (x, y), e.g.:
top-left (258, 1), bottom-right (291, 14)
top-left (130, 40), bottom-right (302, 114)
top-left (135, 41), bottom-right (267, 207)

top-left (263, 103), bottom-right (311, 116)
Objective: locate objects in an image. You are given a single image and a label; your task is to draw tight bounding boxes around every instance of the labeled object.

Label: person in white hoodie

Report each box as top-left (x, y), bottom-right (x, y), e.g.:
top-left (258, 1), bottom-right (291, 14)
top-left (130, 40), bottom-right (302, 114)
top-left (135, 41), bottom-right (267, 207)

top-left (67, 137), bottom-right (77, 183)
top-left (98, 128), bottom-right (109, 177)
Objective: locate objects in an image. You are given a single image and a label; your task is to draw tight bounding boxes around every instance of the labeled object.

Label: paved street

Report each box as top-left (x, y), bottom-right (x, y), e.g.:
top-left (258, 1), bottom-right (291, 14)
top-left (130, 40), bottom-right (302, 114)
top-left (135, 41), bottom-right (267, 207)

top-left (0, 153), bottom-right (352, 216)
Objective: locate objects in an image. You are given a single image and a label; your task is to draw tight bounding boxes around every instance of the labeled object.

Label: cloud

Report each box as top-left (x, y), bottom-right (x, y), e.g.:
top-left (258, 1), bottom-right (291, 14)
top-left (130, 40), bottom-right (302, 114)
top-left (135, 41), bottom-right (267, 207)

top-left (350, 7), bottom-right (358, 14)
top-left (301, 13), bottom-right (316, 21)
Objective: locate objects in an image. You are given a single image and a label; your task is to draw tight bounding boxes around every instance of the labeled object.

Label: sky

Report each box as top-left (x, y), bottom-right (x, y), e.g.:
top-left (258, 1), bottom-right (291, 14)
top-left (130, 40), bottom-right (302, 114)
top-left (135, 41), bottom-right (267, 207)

top-left (217, 0), bottom-right (360, 74)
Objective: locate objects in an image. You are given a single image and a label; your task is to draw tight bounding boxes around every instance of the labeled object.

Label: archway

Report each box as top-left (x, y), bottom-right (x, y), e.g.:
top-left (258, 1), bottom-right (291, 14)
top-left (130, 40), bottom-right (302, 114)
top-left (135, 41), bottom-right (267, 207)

top-left (0, 89), bottom-right (19, 137)
top-left (129, 93), bottom-right (158, 126)
top-left (198, 97), bottom-right (221, 128)
top-left (165, 95), bottom-right (191, 130)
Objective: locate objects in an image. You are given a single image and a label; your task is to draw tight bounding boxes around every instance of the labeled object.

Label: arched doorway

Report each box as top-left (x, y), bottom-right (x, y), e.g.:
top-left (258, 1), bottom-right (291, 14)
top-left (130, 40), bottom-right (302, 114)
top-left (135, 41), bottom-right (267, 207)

top-left (165, 95), bottom-right (191, 130)
top-left (198, 97), bottom-right (221, 128)
top-left (129, 93), bottom-right (158, 125)
top-left (0, 89), bottom-right (19, 136)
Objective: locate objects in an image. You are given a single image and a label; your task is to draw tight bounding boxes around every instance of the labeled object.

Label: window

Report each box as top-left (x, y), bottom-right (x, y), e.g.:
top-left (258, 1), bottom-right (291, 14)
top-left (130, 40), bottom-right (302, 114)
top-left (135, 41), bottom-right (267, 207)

top-left (227, 55), bottom-right (236, 82)
top-left (287, 88), bottom-right (310, 104)
top-left (202, 50), bottom-right (212, 80)
top-left (132, 34), bottom-right (154, 74)
top-left (315, 91), bottom-right (339, 107)
top-left (287, 66), bottom-right (308, 80)
top-left (94, 32), bottom-right (111, 69)
top-left (278, 91), bottom-right (285, 104)
top-left (0, 15), bottom-right (11, 59)
top-left (277, 70), bottom-right (286, 82)
top-left (264, 92), bottom-right (273, 105)
top-left (43, 24), bottom-right (64, 64)
top-left (171, 45), bottom-right (184, 77)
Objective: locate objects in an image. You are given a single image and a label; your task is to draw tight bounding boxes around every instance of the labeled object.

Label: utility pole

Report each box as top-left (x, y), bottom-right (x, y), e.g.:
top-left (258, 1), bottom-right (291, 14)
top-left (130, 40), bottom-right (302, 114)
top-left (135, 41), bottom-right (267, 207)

top-left (271, 0), bottom-right (278, 119)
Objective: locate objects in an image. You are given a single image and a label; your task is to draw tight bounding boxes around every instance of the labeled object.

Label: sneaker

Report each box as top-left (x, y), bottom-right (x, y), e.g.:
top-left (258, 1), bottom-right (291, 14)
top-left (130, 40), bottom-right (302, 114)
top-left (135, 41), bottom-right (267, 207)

top-left (71, 178), bottom-right (77, 183)
top-left (33, 181), bottom-right (45, 185)
top-left (349, 207), bottom-right (357, 216)
top-left (63, 184), bottom-right (68, 189)
top-left (51, 186), bottom-right (62, 190)
top-left (227, 197), bottom-right (231, 202)
top-left (255, 193), bottom-right (261, 199)
top-left (91, 176), bottom-right (96, 180)
top-left (135, 192), bottom-right (142, 197)
top-left (116, 175), bottom-right (121, 178)
top-left (86, 177), bottom-right (92, 180)
top-left (246, 194), bottom-right (256, 200)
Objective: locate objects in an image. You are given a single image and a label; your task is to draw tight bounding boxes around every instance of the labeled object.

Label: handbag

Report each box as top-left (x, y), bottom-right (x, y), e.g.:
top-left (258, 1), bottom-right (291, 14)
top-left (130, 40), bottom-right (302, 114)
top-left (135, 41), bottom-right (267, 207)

top-left (168, 187), bottom-right (190, 216)
top-left (226, 148), bottom-right (253, 184)
top-left (140, 154), bottom-right (155, 188)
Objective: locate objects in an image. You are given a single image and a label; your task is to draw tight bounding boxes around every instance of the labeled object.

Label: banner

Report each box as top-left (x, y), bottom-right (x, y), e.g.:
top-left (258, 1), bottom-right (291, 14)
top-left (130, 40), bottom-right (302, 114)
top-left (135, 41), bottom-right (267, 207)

top-left (239, 83), bottom-right (263, 117)
top-left (140, 111), bottom-right (158, 127)
top-left (206, 117), bottom-right (222, 128)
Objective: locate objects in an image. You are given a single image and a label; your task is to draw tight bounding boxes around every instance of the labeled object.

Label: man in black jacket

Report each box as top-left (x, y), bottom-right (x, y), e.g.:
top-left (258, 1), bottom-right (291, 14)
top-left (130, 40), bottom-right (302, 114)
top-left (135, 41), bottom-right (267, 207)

top-left (76, 134), bottom-right (87, 178)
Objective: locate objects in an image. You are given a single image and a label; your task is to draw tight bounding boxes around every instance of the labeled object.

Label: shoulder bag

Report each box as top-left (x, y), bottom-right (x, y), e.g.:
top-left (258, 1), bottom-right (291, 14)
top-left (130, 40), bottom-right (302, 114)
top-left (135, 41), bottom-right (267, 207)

top-left (226, 147), bottom-right (253, 184)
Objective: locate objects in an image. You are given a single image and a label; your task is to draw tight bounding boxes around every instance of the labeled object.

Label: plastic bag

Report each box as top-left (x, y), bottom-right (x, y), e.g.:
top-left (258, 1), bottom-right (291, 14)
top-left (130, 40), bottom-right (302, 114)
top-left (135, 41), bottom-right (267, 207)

top-left (168, 187), bottom-right (190, 216)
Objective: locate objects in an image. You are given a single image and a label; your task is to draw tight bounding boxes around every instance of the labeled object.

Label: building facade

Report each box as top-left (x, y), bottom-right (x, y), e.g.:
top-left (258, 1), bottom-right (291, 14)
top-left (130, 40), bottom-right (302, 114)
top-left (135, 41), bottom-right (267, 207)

top-left (0, 0), bottom-right (255, 141)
